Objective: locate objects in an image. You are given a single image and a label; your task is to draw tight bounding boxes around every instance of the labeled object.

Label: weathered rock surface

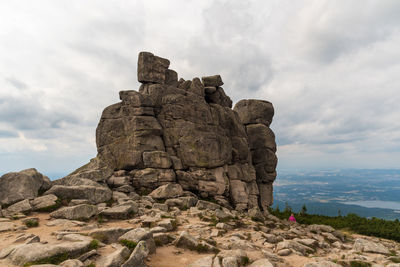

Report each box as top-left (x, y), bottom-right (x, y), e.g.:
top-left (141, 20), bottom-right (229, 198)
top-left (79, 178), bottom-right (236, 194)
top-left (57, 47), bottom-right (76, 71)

top-left (98, 244), bottom-right (130, 267)
top-left (0, 168), bottom-right (51, 206)
top-left (234, 100), bottom-right (277, 209)
top-left (31, 194), bottom-right (59, 211)
top-left (118, 228), bottom-right (156, 254)
top-left (353, 238), bottom-right (390, 255)
top-left (44, 185), bottom-right (112, 204)
top-left (50, 204), bottom-right (98, 221)
top-left (77, 51), bottom-right (279, 211)
top-left (149, 183), bottom-right (183, 199)
top-left (121, 240), bottom-right (149, 267)
top-left (6, 238), bottom-right (91, 265)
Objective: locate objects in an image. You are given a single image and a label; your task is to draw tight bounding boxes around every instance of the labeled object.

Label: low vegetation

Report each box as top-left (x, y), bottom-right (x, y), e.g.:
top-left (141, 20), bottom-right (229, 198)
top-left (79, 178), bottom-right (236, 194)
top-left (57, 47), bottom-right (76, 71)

top-left (23, 253), bottom-right (69, 266)
top-left (270, 204), bottom-right (400, 242)
top-left (119, 239), bottom-right (138, 250)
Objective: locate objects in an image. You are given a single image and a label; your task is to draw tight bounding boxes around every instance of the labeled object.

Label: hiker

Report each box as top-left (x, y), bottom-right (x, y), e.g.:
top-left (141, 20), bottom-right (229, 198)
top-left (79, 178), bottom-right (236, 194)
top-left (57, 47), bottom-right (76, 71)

top-left (289, 213), bottom-right (296, 222)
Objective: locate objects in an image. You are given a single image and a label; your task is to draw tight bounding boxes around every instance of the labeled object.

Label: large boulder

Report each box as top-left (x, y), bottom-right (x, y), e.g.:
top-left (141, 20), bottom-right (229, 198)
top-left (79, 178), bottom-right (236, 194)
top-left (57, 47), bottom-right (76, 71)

top-left (121, 240), bottom-right (149, 267)
top-left (2, 199), bottom-right (32, 217)
top-left (234, 99), bottom-right (274, 127)
top-left (4, 237), bottom-right (91, 266)
top-left (118, 228), bottom-right (156, 254)
top-left (49, 204), bottom-right (98, 221)
top-left (44, 185), bottom-right (112, 204)
top-left (353, 238), bottom-right (390, 255)
top-left (137, 51), bottom-right (170, 84)
top-left (0, 168), bottom-right (51, 206)
top-left (149, 183), bottom-right (183, 199)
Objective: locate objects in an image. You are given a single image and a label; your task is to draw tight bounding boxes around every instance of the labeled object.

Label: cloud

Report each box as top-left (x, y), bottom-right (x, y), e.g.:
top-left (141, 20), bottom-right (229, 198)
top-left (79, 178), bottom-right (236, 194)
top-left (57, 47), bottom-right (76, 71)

top-left (0, 0), bottom-right (399, 175)
top-left (0, 130), bottom-right (18, 138)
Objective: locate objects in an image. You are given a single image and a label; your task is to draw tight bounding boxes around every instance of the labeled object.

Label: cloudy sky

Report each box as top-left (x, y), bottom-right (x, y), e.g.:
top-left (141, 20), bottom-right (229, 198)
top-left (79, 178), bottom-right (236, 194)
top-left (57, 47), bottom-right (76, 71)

top-left (1, 0), bottom-right (400, 178)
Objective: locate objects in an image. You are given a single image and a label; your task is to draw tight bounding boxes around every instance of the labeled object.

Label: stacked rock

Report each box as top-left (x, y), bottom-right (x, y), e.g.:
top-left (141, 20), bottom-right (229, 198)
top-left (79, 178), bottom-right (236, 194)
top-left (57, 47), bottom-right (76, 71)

top-left (234, 100), bottom-right (277, 210)
top-left (63, 51), bottom-right (277, 211)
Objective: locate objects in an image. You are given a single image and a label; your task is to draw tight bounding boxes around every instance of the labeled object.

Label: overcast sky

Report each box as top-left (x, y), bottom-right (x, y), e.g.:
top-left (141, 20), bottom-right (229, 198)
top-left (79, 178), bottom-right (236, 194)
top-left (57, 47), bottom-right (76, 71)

top-left (1, 0), bottom-right (400, 178)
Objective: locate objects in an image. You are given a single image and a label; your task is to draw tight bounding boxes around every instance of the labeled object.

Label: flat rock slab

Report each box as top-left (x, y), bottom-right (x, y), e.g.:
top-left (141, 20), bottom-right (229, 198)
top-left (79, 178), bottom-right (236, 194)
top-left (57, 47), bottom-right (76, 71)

top-left (45, 185), bottom-right (112, 204)
top-left (5, 240), bottom-right (91, 265)
top-left (0, 221), bottom-right (16, 233)
top-left (50, 204), bottom-right (98, 221)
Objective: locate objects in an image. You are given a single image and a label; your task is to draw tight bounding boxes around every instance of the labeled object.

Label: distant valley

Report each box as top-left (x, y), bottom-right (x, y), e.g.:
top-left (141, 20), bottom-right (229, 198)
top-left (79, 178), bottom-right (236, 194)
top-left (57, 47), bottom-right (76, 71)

top-left (272, 169), bottom-right (400, 220)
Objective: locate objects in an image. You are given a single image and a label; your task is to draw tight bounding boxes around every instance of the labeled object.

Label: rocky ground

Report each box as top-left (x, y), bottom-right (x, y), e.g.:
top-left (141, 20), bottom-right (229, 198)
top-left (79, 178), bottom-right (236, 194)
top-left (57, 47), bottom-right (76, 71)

top-left (1, 190), bottom-right (400, 267)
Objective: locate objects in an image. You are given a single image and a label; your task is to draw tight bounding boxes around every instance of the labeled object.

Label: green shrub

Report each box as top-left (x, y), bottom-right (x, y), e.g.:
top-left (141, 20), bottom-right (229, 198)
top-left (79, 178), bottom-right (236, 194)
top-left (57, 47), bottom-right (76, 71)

top-left (120, 239), bottom-right (137, 250)
top-left (89, 239), bottom-right (100, 250)
top-left (24, 219), bottom-right (39, 228)
top-left (349, 261), bottom-right (371, 267)
top-left (36, 199), bottom-right (62, 212)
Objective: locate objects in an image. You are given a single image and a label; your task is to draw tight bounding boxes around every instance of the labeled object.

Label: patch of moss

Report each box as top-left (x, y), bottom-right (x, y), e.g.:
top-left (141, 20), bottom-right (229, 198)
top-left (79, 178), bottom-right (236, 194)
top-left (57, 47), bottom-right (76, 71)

top-left (24, 219), bottom-right (39, 228)
top-left (389, 257), bottom-right (400, 263)
top-left (105, 198), bottom-right (115, 207)
top-left (120, 239), bottom-right (138, 250)
top-left (349, 261), bottom-right (372, 267)
top-left (241, 256), bottom-right (250, 265)
top-left (171, 219), bottom-right (178, 230)
top-left (86, 263), bottom-right (96, 267)
top-left (90, 232), bottom-right (108, 243)
top-left (195, 243), bottom-right (209, 253)
top-left (23, 252), bottom-right (69, 266)
top-left (88, 239), bottom-right (100, 250)
top-left (36, 199), bottom-right (62, 212)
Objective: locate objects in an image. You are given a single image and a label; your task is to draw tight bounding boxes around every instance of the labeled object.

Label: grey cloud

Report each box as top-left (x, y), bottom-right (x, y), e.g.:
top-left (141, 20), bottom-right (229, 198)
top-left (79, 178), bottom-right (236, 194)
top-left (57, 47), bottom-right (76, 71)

top-left (5, 77), bottom-right (28, 90)
top-left (300, 1), bottom-right (400, 63)
top-left (0, 95), bottom-right (80, 131)
top-left (0, 130), bottom-right (18, 138)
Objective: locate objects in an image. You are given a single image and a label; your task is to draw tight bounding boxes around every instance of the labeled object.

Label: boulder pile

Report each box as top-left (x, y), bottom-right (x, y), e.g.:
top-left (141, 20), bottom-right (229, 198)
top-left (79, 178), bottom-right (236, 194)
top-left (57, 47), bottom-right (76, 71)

top-left (71, 51), bottom-right (276, 211)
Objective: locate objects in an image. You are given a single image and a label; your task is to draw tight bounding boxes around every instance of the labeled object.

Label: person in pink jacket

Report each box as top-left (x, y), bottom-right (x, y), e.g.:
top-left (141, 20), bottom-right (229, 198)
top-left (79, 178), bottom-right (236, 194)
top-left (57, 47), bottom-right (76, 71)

top-left (289, 213), bottom-right (296, 222)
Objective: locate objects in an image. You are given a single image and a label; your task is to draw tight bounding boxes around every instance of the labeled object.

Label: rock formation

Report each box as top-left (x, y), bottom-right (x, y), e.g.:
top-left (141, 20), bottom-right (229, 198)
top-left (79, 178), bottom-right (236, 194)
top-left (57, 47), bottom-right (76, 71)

top-left (1, 52), bottom-right (400, 267)
top-left (84, 51), bottom-right (276, 211)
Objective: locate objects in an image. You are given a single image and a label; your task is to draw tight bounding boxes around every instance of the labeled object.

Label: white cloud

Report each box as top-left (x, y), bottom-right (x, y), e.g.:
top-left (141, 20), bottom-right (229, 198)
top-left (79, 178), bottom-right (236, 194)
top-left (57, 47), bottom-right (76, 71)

top-left (0, 0), bottom-right (399, 176)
